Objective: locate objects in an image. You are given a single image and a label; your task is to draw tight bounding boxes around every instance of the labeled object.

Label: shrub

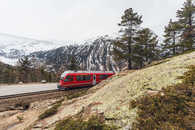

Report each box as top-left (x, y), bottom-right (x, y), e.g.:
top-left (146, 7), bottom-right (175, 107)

top-left (17, 115), bottom-right (24, 122)
top-left (66, 90), bottom-right (87, 100)
top-left (39, 99), bottom-right (64, 120)
top-left (131, 65), bottom-right (195, 130)
top-left (55, 116), bottom-right (117, 130)
top-left (15, 101), bottom-right (30, 110)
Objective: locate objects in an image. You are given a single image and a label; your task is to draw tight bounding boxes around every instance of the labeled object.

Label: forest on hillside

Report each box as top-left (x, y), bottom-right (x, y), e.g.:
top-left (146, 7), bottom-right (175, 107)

top-left (0, 57), bottom-right (57, 84)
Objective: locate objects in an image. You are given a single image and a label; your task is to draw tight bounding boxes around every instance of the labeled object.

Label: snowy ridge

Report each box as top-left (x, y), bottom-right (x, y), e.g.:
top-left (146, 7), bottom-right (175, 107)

top-left (0, 33), bottom-right (71, 58)
top-left (31, 36), bottom-right (120, 72)
top-left (0, 56), bottom-right (18, 66)
top-left (0, 33), bottom-right (120, 71)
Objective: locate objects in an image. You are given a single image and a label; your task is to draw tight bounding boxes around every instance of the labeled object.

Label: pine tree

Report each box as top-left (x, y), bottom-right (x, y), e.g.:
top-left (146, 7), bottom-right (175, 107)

top-left (67, 56), bottom-right (80, 71)
top-left (133, 28), bottom-right (159, 68)
top-left (113, 8), bottom-right (142, 69)
top-left (18, 56), bottom-right (32, 82)
top-left (176, 0), bottom-right (195, 51)
top-left (18, 56), bottom-right (32, 71)
top-left (163, 19), bottom-right (181, 56)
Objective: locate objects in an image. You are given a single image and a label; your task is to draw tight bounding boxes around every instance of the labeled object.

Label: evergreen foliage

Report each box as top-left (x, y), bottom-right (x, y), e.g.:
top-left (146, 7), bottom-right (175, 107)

top-left (113, 8), bottom-right (142, 69)
top-left (176, 0), bottom-right (195, 51)
top-left (18, 56), bottom-right (32, 83)
top-left (162, 0), bottom-right (195, 57)
top-left (133, 28), bottom-right (159, 68)
top-left (0, 61), bottom-right (57, 84)
top-left (67, 55), bottom-right (80, 71)
top-left (163, 19), bottom-right (181, 56)
top-left (113, 8), bottom-right (160, 69)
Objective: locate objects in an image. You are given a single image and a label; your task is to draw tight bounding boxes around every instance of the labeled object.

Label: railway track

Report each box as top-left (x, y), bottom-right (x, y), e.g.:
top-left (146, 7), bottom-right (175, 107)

top-left (0, 87), bottom-right (90, 112)
top-left (0, 89), bottom-right (60, 100)
top-left (0, 87), bottom-right (90, 100)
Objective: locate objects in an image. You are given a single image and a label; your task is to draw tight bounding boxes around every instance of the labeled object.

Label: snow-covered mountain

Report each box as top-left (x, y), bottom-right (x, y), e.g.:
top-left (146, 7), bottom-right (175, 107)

top-left (0, 33), bottom-right (120, 71)
top-left (0, 33), bottom-right (69, 65)
top-left (31, 36), bottom-right (121, 72)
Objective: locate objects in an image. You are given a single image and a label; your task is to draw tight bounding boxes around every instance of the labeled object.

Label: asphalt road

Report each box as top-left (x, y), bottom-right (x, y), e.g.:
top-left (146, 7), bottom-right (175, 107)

top-left (0, 83), bottom-right (58, 97)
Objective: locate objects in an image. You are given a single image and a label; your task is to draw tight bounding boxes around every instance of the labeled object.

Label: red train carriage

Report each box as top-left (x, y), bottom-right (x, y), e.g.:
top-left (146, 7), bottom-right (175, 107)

top-left (57, 71), bottom-right (114, 90)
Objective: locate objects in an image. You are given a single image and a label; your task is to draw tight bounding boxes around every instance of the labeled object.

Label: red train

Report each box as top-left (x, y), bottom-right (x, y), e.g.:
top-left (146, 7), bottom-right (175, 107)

top-left (57, 71), bottom-right (114, 90)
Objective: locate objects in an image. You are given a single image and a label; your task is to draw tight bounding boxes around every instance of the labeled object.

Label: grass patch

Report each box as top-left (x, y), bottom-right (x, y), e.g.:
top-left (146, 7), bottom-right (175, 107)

top-left (15, 101), bottom-right (30, 110)
top-left (38, 99), bottom-right (64, 120)
top-left (17, 115), bottom-right (24, 122)
top-left (130, 65), bottom-right (195, 130)
top-left (66, 90), bottom-right (88, 100)
top-left (55, 116), bottom-right (117, 130)
top-left (145, 59), bottom-right (170, 68)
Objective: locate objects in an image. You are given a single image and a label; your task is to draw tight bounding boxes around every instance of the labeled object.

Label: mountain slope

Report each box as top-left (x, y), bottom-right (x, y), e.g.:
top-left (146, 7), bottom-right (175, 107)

top-left (0, 34), bottom-right (120, 71)
top-left (0, 33), bottom-right (68, 64)
top-left (31, 36), bottom-right (121, 72)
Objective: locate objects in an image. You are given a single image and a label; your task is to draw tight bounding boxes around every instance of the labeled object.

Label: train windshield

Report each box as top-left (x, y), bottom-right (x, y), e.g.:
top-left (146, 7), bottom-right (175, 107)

top-left (60, 72), bottom-right (67, 79)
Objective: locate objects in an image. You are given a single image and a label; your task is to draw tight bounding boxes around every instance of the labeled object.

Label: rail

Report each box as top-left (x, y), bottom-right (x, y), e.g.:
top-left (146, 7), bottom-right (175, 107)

top-left (0, 89), bottom-right (59, 100)
top-left (0, 86), bottom-right (90, 100)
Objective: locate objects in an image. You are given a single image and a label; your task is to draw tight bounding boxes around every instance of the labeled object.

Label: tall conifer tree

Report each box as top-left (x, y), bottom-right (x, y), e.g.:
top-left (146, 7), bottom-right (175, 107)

top-left (163, 19), bottom-right (180, 56)
top-left (176, 0), bottom-right (195, 51)
top-left (68, 56), bottom-right (80, 71)
top-left (113, 8), bottom-right (142, 69)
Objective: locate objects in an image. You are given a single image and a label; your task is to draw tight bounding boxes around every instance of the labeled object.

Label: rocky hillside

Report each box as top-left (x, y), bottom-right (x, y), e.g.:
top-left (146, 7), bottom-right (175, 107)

top-left (31, 36), bottom-right (120, 72)
top-left (2, 50), bottom-right (195, 130)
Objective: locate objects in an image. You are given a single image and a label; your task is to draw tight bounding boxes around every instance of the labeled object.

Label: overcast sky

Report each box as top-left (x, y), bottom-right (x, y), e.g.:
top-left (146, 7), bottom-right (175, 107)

top-left (0, 0), bottom-right (185, 42)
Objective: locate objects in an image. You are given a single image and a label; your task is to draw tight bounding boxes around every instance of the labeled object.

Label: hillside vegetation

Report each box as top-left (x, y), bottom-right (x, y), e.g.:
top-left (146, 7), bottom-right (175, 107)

top-left (0, 61), bottom-right (57, 84)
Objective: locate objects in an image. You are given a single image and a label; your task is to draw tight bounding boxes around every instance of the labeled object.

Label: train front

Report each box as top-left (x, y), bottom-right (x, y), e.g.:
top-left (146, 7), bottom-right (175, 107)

top-left (57, 71), bottom-right (68, 90)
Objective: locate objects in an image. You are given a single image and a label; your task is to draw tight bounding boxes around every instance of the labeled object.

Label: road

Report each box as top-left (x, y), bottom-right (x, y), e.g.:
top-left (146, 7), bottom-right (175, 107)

top-left (0, 83), bottom-right (58, 97)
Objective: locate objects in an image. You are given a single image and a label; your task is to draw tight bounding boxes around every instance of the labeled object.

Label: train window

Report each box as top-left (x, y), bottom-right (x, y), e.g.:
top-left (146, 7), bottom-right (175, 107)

top-left (64, 75), bottom-right (73, 82)
top-left (76, 75), bottom-right (82, 81)
top-left (76, 75), bottom-right (91, 81)
top-left (99, 74), bottom-right (108, 80)
top-left (85, 75), bottom-right (91, 80)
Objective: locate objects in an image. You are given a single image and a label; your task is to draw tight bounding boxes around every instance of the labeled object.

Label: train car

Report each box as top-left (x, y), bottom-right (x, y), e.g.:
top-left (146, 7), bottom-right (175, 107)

top-left (57, 71), bottom-right (114, 90)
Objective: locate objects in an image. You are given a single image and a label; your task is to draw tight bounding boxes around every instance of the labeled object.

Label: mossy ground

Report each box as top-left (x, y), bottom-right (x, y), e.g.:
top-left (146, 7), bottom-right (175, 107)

top-left (66, 89), bottom-right (88, 100)
top-left (131, 65), bottom-right (195, 130)
top-left (38, 99), bottom-right (64, 120)
top-left (55, 116), bottom-right (117, 130)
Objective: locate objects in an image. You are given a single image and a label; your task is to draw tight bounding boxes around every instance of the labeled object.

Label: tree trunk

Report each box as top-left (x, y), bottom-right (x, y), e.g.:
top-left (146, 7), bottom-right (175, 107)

top-left (173, 31), bottom-right (176, 55)
top-left (188, 10), bottom-right (193, 49)
top-left (128, 37), bottom-right (132, 70)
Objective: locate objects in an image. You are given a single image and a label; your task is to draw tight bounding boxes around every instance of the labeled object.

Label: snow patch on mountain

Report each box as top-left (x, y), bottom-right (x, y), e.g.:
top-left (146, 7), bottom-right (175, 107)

top-left (0, 33), bottom-right (71, 64)
top-left (0, 33), bottom-right (120, 71)
top-left (0, 56), bottom-right (18, 65)
top-left (31, 36), bottom-right (120, 72)
top-left (0, 33), bottom-right (68, 55)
